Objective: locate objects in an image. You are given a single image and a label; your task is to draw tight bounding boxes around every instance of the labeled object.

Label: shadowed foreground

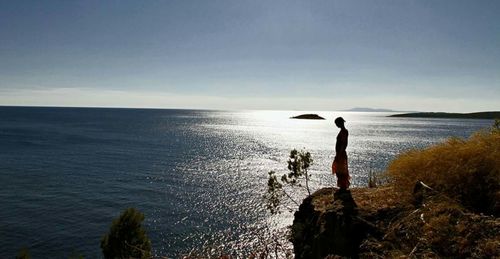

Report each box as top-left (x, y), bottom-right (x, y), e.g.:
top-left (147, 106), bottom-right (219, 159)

top-left (291, 185), bottom-right (499, 258)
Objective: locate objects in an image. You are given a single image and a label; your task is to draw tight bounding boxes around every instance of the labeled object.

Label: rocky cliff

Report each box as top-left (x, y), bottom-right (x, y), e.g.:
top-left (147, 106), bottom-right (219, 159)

top-left (290, 185), bottom-right (500, 258)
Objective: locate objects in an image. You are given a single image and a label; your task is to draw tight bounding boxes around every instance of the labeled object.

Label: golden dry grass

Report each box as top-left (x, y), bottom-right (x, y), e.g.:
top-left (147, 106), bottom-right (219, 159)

top-left (378, 194), bottom-right (500, 258)
top-left (386, 129), bottom-right (500, 215)
top-left (362, 125), bottom-right (500, 258)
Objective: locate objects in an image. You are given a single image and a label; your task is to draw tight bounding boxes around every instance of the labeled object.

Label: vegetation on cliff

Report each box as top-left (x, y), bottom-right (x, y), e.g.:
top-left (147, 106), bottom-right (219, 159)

top-left (101, 208), bottom-right (151, 259)
top-left (387, 121), bottom-right (499, 216)
top-left (292, 120), bottom-right (500, 258)
top-left (368, 119), bottom-right (500, 257)
top-left (265, 149), bottom-right (313, 214)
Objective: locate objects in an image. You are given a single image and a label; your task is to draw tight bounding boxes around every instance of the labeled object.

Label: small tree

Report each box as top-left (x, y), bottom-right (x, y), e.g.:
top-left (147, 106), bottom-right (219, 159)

top-left (16, 248), bottom-right (30, 259)
top-left (283, 149), bottom-right (312, 195)
top-left (101, 208), bottom-right (151, 259)
top-left (265, 149), bottom-right (313, 214)
top-left (265, 171), bottom-right (284, 214)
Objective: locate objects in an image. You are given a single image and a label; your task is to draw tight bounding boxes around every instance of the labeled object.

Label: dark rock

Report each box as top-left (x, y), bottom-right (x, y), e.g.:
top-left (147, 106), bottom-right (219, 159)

top-left (412, 181), bottom-right (435, 207)
top-left (290, 114), bottom-right (325, 120)
top-left (291, 189), bottom-right (378, 259)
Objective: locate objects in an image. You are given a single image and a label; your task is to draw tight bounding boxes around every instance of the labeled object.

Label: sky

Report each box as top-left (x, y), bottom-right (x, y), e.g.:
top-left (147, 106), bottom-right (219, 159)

top-left (1, 0), bottom-right (499, 112)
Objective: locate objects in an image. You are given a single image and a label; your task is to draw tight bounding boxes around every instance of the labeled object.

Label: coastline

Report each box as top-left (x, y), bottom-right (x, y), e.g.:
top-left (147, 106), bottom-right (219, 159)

top-left (389, 111), bottom-right (500, 120)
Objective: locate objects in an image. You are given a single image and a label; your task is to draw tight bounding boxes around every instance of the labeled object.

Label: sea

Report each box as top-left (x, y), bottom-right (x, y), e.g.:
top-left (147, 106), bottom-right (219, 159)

top-left (0, 106), bottom-right (493, 258)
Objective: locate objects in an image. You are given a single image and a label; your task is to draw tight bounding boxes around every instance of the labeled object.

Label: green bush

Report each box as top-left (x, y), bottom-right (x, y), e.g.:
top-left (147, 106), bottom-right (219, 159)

top-left (264, 149), bottom-right (313, 214)
top-left (15, 248), bottom-right (30, 259)
top-left (101, 208), bottom-right (151, 259)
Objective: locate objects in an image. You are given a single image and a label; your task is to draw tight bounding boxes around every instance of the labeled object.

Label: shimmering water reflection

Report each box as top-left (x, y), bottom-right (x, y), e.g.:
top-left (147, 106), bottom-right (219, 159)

top-left (0, 107), bottom-right (492, 257)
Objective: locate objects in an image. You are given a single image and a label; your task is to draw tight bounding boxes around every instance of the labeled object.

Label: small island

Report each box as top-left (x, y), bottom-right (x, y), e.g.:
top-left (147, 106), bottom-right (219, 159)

top-left (389, 111), bottom-right (500, 119)
top-left (291, 114), bottom-right (325, 120)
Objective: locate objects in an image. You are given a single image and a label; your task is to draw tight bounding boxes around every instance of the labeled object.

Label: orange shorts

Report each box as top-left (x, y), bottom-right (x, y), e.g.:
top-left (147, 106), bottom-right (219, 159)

top-left (332, 154), bottom-right (350, 189)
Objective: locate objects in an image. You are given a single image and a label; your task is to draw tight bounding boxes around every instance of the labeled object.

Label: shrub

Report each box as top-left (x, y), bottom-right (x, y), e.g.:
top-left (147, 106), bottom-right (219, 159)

top-left (386, 125), bottom-right (500, 215)
top-left (16, 248), bottom-right (30, 259)
top-left (264, 149), bottom-right (313, 214)
top-left (284, 149), bottom-right (313, 195)
top-left (101, 208), bottom-right (151, 259)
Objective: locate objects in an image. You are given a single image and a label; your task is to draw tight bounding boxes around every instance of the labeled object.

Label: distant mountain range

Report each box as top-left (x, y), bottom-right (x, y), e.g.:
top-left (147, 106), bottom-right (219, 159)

top-left (343, 107), bottom-right (416, 112)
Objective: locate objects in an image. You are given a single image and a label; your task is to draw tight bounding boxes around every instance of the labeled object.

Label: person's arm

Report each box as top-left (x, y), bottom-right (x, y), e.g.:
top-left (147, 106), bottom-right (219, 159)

top-left (340, 130), bottom-right (348, 152)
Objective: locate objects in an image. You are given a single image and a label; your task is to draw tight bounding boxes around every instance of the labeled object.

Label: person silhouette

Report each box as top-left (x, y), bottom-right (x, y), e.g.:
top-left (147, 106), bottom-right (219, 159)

top-left (332, 117), bottom-right (350, 190)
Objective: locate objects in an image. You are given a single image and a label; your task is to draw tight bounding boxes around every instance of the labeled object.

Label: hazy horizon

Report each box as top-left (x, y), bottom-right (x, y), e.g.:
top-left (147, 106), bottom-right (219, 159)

top-left (1, 1), bottom-right (499, 112)
top-left (4, 104), bottom-right (500, 115)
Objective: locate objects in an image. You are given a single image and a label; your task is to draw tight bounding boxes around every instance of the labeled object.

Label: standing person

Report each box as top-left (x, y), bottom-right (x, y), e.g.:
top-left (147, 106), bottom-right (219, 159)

top-left (332, 117), bottom-right (350, 190)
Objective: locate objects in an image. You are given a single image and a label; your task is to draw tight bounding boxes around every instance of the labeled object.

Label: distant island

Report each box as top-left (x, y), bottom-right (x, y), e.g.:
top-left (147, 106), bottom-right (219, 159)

top-left (389, 111), bottom-right (500, 120)
top-left (343, 107), bottom-right (415, 112)
top-left (291, 114), bottom-right (325, 120)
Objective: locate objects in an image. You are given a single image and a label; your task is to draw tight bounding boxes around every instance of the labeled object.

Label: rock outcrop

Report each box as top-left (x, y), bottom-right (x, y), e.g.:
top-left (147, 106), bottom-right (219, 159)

top-left (291, 188), bottom-right (379, 259)
top-left (291, 184), bottom-right (500, 258)
top-left (290, 114), bottom-right (325, 120)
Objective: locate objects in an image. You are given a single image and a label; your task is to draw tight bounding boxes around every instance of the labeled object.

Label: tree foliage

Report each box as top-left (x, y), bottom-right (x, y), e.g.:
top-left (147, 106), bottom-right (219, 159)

top-left (101, 208), bottom-right (151, 259)
top-left (283, 149), bottom-right (312, 195)
top-left (265, 170), bottom-right (284, 214)
top-left (15, 248), bottom-right (30, 259)
top-left (265, 149), bottom-right (313, 214)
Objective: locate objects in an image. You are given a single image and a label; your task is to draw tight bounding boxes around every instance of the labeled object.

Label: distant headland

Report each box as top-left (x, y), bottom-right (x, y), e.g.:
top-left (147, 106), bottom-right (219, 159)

top-left (291, 114), bottom-right (325, 120)
top-left (389, 111), bottom-right (500, 119)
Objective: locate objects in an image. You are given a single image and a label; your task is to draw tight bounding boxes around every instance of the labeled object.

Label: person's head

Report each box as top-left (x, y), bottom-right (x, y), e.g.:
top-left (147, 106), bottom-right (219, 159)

top-left (334, 117), bottom-right (346, 128)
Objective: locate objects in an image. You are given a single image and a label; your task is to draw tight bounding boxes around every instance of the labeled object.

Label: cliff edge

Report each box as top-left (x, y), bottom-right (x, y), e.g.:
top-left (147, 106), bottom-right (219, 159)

top-left (291, 185), bottom-right (499, 258)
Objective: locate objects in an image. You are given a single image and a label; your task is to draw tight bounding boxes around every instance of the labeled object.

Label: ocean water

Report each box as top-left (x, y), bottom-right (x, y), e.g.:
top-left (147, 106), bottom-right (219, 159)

top-left (0, 106), bottom-right (493, 258)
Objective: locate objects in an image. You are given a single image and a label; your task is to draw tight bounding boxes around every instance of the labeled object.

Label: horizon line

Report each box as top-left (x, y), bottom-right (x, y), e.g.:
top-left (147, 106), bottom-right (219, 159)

top-left (2, 104), bottom-right (499, 114)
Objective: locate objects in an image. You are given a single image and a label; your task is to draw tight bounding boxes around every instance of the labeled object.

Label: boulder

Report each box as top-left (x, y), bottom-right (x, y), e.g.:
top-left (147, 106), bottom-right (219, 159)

top-left (291, 188), bottom-right (378, 258)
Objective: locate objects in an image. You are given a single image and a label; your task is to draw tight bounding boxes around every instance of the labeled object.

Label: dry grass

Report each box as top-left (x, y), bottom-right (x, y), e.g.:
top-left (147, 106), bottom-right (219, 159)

top-left (361, 124), bottom-right (500, 258)
top-left (351, 185), bottom-right (403, 212)
top-left (386, 128), bottom-right (500, 215)
top-left (375, 194), bottom-right (500, 258)
top-left (309, 185), bottom-right (500, 258)
top-left (311, 186), bottom-right (403, 214)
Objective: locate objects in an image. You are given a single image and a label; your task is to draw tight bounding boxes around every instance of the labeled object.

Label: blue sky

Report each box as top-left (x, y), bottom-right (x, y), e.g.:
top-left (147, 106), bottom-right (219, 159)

top-left (1, 0), bottom-right (499, 111)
